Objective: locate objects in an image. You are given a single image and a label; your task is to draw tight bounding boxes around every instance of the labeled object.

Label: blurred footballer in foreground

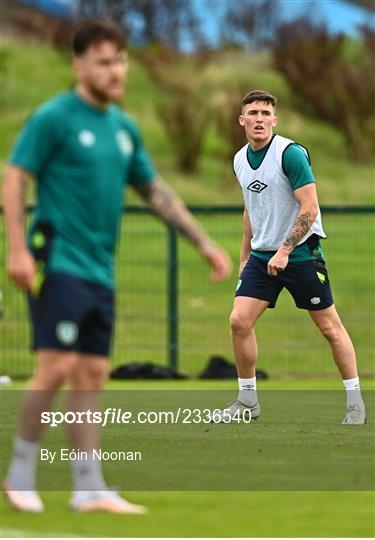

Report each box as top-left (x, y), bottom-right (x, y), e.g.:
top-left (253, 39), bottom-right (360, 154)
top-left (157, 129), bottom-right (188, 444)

top-left (3, 19), bottom-right (232, 514)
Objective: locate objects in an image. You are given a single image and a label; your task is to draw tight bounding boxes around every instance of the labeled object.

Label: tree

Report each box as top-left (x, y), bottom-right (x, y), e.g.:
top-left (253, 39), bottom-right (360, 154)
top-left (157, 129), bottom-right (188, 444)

top-left (213, 84), bottom-right (249, 159)
top-left (75, 0), bottom-right (205, 51)
top-left (220, 0), bottom-right (280, 50)
top-left (137, 49), bottom-right (211, 173)
top-left (342, 0), bottom-right (375, 12)
top-left (272, 19), bottom-right (375, 160)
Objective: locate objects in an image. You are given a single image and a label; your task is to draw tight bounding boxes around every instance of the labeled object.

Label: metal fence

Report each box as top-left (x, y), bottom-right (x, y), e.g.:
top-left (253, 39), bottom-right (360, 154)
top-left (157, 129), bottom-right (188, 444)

top-left (1, 206), bottom-right (374, 378)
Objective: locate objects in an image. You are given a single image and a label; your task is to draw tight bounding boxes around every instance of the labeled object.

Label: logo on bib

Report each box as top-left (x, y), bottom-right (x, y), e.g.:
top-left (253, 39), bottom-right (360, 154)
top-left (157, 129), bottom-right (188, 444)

top-left (116, 130), bottom-right (134, 156)
top-left (78, 130), bottom-right (96, 147)
top-left (247, 180), bottom-right (268, 193)
top-left (56, 321), bottom-right (78, 345)
top-left (310, 297), bottom-right (321, 305)
top-left (236, 279), bottom-right (242, 292)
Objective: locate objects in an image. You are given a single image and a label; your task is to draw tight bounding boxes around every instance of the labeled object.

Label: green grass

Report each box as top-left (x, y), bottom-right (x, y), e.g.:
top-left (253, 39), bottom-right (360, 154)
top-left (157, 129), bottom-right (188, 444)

top-left (1, 380), bottom-right (374, 538)
top-left (1, 42), bottom-right (375, 205)
top-left (1, 41), bottom-right (374, 377)
top-left (1, 39), bottom-right (375, 540)
top-left (2, 491), bottom-right (374, 538)
top-left (1, 212), bottom-right (374, 378)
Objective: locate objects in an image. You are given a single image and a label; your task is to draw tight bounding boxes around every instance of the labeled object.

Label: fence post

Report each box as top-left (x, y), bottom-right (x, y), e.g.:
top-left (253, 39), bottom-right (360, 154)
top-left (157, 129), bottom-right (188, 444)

top-left (167, 225), bottom-right (178, 369)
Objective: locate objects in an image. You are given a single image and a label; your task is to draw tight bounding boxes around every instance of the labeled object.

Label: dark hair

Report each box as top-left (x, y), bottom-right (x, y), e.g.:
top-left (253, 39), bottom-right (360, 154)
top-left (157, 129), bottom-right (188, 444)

top-left (72, 19), bottom-right (125, 56)
top-left (241, 90), bottom-right (277, 110)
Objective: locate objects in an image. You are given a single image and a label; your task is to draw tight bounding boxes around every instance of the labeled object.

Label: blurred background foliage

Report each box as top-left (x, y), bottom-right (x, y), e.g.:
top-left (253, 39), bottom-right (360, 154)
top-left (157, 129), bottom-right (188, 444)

top-left (1, 0), bottom-right (375, 203)
top-left (1, 1), bottom-right (374, 378)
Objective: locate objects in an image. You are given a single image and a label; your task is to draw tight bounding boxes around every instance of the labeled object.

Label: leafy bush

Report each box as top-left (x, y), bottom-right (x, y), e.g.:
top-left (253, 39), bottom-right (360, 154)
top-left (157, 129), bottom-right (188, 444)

top-left (272, 20), bottom-right (375, 160)
top-left (137, 49), bottom-right (211, 173)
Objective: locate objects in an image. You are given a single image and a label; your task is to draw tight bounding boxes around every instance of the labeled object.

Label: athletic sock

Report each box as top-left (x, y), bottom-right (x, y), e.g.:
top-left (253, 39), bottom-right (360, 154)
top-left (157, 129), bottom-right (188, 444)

top-left (238, 377), bottom-right (258, 405)
top-left (71, 450), bottom-right (108, 495)
top-left (6, 436), bottom-right (39, 491)
top-left (343, 376), bottom-right (365, 408)
top-left (238, 377), bottom-right (256, 391)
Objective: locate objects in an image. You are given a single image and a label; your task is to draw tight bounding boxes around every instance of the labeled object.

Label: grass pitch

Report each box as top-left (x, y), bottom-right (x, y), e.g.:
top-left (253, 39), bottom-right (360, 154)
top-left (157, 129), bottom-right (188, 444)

top-left (1, 380), bottom-right (374, 538)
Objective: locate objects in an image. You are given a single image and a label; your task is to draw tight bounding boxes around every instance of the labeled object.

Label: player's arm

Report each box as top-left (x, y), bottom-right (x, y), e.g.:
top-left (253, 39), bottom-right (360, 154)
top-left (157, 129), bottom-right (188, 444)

top-left (2, 165), bottom-right (36, 290)
top-left (239, 209), bottom-right (252, 275)
top-left (133, 178), bottom-right (232, 281)
top-left (267, 183), bottom-right (319, 277)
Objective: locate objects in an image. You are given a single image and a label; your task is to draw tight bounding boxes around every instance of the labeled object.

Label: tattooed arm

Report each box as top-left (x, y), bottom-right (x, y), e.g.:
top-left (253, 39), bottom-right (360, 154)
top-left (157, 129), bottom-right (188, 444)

top-left (267, 183), bottom-right (319, 277)
top-left (134, 178), bottom-right (232, 281)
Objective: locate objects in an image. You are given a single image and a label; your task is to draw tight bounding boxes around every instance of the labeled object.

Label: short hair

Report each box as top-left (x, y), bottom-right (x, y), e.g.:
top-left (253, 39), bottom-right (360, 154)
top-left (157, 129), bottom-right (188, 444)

top-left (241, 90), bottom-right (277, 111)
top-left (72, 19), bottom-right (125, 56)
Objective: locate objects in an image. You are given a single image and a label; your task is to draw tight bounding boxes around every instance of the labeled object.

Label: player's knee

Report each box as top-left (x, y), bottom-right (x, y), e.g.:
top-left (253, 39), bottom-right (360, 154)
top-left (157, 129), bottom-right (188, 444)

top-left (34, 360), bottom-right (74, 389)
top-left (90, 362), bottom-right (108, 386)
top-left (318, 319), bottom-right (344, 343)
top-left (229, 310), bottom-right (251, 335)
top-left (80, 360), bottom-right (108, 388)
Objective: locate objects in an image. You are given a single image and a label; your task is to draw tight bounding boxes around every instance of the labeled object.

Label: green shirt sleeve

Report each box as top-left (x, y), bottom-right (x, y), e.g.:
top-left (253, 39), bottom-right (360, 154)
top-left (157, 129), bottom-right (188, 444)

top-left (9, 105), bottom-right (59, 176)
top-left (282, 143), bottom-right (315, 191)
top-left (125, 117), bottom-right (157, 186)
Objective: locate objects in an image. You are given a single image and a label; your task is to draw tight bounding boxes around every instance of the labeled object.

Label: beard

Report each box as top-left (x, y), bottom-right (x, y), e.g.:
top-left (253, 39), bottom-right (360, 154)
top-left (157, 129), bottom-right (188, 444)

top-left (86, 80), bottom-right (123, 104)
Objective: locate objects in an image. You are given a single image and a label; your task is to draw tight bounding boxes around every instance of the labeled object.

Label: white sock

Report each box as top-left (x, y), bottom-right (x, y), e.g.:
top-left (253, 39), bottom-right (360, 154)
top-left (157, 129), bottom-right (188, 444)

top-left (238, 377), bottom-right (256, 392)
top-left (71, 450), bottom-right (107, 493)
top-left (238, 377), bottom-right (258, 405)
top-left (7, 436), bottom-right (39, 491)
top-left (343, 376), bottom-right (364, 407)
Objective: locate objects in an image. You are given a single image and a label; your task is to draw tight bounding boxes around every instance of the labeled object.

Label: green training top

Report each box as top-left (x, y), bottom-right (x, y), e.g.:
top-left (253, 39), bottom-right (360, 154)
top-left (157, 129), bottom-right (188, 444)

top-left (246, 137), bottom-right (323, 262)
top-left (10, 91), bottom-right (156, 288)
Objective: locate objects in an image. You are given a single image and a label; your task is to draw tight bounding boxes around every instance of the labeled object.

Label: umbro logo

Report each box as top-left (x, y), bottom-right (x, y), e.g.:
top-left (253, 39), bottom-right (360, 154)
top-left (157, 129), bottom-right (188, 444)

top-left (247, 180), bottom-right (268, 193)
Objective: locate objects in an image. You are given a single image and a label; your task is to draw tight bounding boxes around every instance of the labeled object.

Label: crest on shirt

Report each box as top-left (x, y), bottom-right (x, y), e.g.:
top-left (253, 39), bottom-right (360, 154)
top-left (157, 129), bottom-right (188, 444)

top-left (247, 180), bottom-right (267, 193)
top-left (78, 130), bottom-right (96, 147)
top-left (116, 130), bottom-right (134, 156)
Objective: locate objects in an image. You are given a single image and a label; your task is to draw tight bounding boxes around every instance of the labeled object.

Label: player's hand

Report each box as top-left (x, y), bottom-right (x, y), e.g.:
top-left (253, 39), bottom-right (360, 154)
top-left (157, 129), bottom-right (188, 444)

top-left (199, 242), bottom-right (233, 282)
top-left (7, 248), bottom-right (37, 291)
top-left (267, 248), bottom-right (289, 277)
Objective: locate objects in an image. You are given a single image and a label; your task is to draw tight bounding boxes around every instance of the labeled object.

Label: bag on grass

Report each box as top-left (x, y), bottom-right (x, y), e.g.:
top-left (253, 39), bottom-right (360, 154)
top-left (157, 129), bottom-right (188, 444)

top-left (198, 355), bottom-right (269, 380)
top-left (110, 362), bottom-right (187, 380)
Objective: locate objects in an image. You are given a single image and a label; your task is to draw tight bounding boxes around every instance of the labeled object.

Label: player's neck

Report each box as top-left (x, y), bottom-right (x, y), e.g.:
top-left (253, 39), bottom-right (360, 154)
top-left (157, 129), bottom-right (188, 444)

top-left (75, 84), bottom-right (109, 111)
top-left (248, 133), bottom-right (274, 151)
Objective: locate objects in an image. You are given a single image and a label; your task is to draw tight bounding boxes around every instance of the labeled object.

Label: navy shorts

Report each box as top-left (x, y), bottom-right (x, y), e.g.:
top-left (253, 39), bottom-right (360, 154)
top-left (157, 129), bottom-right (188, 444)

top-left (235, 255), bottom-right (334, 310)
top-left (28, 272), bottom-right (114, 356)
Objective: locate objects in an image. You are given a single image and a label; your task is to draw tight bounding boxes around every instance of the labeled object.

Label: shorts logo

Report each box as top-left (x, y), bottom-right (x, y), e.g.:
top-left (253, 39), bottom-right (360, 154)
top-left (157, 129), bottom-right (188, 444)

top-left (310, 297), bottom-right (321, 305)
top-left (247, 180), bottom-right (268, 193)
top-left (78, 130), bottom-right (96, 147)
top-left (236, 278), bottom-right (242, 291)
top-left (56, 321), bottom-right (78, 345)
top-left (116, 130), bottom-right (134, 156)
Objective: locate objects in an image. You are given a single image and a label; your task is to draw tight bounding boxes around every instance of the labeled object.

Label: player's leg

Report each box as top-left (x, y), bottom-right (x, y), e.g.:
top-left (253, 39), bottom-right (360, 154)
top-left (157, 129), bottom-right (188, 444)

top-left (232, 256), bottom-right (280, 376)
top-left (283, 256), bottom-right (366, 425)
top-left (66, 354), bottom-right (146, 514)
top-left (67, 285), bottom-right (112, 460)
top-left (212, 256), bottom-right (280, 422)
top-left (309, 305), bottom-right (357, 379)
top-left (230, 296), bottom-right (269, 378)
top-left (4, 349), bottom-right (78, 512)
top-left (66, 285), bottom-right (146, 514)
top-left (216, 296), bottom-right (269, 421)
top-left (20, 349), bottom-right (78, 440)
top-left (4, 272), bottom-right (91, 511)
top-left (66, 354), bottom-right (108, 491)
top-left (309, 306), bottom-right (366, 424)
